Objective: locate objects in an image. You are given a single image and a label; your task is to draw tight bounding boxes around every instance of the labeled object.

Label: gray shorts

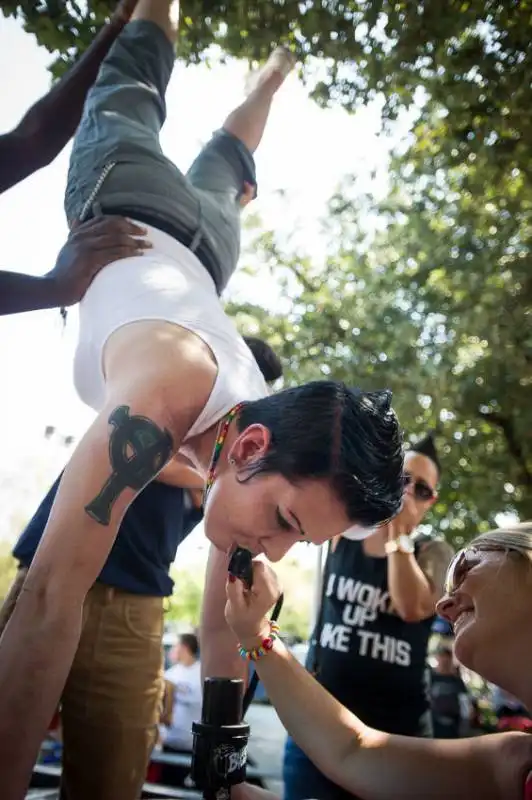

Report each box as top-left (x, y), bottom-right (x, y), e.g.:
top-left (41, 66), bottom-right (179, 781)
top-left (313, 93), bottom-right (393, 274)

top-left (65, 20), bottom-right (256, 294)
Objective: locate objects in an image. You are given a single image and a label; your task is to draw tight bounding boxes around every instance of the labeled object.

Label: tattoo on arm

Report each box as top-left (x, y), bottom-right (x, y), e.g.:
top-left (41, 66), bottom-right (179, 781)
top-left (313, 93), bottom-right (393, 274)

top-left (85, 405), bottom-right (174, 526)
top-left (418, 540), bottom-right (455, 597)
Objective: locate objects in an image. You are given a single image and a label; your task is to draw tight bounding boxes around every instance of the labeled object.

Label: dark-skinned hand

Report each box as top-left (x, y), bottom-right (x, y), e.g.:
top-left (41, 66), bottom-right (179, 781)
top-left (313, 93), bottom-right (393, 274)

top-left (46, 216), bottom-right (151, 308)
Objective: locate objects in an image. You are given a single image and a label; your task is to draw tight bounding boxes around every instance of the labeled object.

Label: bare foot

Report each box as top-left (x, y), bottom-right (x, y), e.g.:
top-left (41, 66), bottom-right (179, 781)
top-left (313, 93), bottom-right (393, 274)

top-left (245, 46), bottom-right (296, 96)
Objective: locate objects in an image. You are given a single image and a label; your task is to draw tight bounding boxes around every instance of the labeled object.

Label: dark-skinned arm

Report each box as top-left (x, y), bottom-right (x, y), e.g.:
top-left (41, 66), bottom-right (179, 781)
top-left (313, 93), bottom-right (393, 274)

top-left (0, 0), bottom-right (139, 194)
top-left (0, 216), bottom-right (149, 316)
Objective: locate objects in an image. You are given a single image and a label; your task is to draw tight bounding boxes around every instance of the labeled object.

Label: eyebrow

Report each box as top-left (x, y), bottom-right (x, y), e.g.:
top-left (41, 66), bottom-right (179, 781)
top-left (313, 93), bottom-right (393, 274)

top-left (288, 510), bottom-right (306, 538)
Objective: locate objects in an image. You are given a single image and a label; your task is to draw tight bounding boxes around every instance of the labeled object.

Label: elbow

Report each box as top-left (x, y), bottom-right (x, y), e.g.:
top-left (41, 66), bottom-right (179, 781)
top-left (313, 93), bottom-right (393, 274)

top-left (0, 129), bottom-right (49, 193)
top-left (31, 133), bottom-right (60, 170)
top-left (394, 604), bottom-right (429, 623)
top-left (17, 118), bottom-right (61, 171)
top-left (326, 728), bottom-right (369, 787)
top-left (393, 591), bottom-right (436, 623)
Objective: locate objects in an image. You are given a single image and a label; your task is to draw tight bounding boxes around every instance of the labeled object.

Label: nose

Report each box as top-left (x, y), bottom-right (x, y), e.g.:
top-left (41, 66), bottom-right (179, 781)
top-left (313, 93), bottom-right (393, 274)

top-left (262, 533), bottom-right (300, 563)
top-left (435, 592), bottom-right (457, 622)
top-left (403, 480), bottom-right (415, 497)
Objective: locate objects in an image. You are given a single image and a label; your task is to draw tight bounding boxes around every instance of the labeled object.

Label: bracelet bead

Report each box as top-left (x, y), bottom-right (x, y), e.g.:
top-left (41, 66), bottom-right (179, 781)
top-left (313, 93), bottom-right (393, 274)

top-left (238, 621), bottom-right (280, 661)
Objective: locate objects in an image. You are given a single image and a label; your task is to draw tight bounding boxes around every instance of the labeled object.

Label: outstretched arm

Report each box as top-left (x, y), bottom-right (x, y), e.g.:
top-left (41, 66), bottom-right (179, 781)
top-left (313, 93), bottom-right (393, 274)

top-left (200, 545), bottom-right (247, 685)
top-left (226, 562), bottom-right (526, 800)
top-left (0, 341), bottom-right (217, 798)
top-left (0, 216), bottom-right (149, 316)
top-left (0, 0), bottom-right (139, 194)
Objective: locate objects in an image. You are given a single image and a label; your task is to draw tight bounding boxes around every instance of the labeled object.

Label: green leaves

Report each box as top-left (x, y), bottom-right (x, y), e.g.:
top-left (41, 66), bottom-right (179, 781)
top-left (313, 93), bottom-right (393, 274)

top-left (232, 164), bottom-right (530, 548)
top-left (8, 0), bottom-right (530, 541)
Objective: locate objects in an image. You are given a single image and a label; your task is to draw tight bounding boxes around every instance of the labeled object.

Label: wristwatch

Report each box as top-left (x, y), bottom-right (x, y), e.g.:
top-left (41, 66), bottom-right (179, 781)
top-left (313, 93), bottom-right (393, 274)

top-left (385, 534), bottom-right (415, 555)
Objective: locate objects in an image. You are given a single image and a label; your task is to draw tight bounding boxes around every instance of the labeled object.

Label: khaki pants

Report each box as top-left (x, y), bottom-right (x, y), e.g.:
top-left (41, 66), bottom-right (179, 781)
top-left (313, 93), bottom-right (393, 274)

top-left (59, 582), bottom-right (165, 800)
top-left (0, 572), bottom-right (165, 800)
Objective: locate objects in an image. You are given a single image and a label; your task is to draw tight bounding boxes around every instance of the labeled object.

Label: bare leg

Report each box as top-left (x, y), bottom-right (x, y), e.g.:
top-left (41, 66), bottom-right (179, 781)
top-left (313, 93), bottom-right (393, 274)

top-left (0, 387), bottom-right (182, 799)
top-left (131, 0), bottom-right (180, 43)
top-left (223, 49), bottom-right (295, 155)
top-left (0, 10), bottom-right (199, 795)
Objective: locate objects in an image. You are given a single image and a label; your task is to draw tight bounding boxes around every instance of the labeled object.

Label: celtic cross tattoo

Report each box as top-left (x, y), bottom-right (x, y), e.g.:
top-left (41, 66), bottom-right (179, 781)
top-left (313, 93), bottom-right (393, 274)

top-left (85, 405), bottom-right (174, 526)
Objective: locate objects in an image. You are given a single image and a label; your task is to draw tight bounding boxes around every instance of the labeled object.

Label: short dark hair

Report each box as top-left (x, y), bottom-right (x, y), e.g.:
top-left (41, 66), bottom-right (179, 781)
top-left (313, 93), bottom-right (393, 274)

top-left (243, 336), bottom-right (283, 383)
top-left (237, 381), bottom-right (404, 527)
top-left (410, 433), bottom-right (441, 476)
top-left (179, 633), bottom-right (199, 659)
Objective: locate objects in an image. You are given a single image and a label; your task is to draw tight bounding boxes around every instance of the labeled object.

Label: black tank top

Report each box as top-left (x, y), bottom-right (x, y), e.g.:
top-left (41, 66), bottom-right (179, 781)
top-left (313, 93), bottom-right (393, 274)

top-left (306, 536), bottom-right (434, 735)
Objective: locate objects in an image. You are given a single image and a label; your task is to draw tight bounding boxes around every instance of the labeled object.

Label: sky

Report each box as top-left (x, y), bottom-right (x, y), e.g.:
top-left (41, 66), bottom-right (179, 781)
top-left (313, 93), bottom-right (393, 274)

top-left (0, 15), bottom-right (399, 561)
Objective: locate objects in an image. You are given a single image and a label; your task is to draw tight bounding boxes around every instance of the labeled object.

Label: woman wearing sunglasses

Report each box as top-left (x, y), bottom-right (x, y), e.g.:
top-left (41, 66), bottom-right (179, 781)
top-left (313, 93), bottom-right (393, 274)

top-left (227, 521), bottom-right (532, 800)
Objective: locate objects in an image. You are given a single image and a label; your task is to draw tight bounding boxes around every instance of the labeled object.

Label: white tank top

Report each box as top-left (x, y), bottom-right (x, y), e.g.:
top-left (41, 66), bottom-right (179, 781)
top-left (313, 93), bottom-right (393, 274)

top-left (74, 223), bottom-right (268, 439)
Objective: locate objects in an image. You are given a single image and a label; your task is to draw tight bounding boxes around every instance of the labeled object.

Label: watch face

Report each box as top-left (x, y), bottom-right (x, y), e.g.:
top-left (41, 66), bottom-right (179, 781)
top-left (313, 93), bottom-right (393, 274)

top-left (399, 534), bottom-right (415, 553)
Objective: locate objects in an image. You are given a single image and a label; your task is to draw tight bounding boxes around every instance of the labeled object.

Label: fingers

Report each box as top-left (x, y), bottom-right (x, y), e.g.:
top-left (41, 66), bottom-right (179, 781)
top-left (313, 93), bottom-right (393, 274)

top-left (252, 560), bottom-right (282, 604)
top-left (226, 572), bottom-right (248, 608)
top-left (70, 216), bottom-right (149, 240)
top-left (225, 560), bottom-right (282, 642)
top-left (82, 231), bottom-right (151, 253)
top-left (226, 560), bottom-right (281, 610)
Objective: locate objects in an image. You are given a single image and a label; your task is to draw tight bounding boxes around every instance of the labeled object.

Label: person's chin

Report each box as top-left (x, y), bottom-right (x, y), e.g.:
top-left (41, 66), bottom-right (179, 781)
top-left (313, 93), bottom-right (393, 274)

top-left (203, 520), bottom-right (228, 552)
top-left (452, 612), bottom-right (477, 667)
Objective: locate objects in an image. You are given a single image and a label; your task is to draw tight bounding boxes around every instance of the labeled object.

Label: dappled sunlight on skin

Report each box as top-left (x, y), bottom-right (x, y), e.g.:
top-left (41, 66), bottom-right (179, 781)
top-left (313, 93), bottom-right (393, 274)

top-left (0, 15), bottom-right (394, 457)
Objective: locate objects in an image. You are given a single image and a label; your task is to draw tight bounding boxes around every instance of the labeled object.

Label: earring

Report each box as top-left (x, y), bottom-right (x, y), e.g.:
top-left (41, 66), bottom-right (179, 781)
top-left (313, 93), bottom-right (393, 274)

top-left (228, 457), bottom-right (236, 466)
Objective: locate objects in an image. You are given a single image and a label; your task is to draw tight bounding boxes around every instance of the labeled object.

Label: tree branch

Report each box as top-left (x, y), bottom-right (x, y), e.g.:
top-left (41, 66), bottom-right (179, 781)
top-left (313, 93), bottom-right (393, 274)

top-left (478, 410), bottom-right (532, 487)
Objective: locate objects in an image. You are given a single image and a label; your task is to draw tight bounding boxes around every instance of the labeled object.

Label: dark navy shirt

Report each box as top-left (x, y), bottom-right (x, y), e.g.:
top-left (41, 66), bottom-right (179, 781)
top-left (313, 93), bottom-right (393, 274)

top-left (13, 473), bottom-right (203, 596)
top-left (307, 537), bottom-right (433, 734)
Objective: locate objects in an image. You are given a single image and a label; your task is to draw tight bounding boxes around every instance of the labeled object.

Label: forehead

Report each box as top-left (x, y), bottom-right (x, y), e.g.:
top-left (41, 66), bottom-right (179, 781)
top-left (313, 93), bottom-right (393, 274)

top-left (280, 479), bottom-right (352, 545)
top-left (404, 451), bottom-right (439, 486)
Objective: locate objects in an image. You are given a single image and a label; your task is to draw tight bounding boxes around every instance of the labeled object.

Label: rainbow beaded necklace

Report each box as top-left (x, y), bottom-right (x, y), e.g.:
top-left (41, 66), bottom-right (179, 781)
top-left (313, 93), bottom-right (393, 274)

top-left (203, 402), bottom-right (244, 508)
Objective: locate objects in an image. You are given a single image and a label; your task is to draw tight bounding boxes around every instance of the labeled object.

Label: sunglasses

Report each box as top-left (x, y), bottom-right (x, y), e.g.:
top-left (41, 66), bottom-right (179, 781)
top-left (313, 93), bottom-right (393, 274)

top-left (444, 548), bottom-right (481, 595)
top-left (444, 545), bottom-right (509, 595)
top-left (403, 472), bottom-right (436, 502)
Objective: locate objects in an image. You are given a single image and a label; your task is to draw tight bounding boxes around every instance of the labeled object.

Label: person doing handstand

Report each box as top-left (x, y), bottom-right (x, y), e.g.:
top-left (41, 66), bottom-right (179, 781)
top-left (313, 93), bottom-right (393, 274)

top-left (0, 3), bottom-right (405, 797)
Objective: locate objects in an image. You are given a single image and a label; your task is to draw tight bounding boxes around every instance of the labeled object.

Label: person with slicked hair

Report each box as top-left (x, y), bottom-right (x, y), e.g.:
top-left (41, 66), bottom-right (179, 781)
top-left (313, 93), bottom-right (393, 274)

top-left (0, 337), bottom-right (281, 800)
top-left (283, 434), bottom-right (455, 800)
top-left (0, 3), bottom-right (404, 794)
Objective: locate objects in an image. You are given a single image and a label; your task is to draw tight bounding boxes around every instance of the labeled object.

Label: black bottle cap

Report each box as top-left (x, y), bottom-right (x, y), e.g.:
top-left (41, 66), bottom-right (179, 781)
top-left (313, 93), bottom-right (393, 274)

top-left (201, 677), bottom-right (244, 727)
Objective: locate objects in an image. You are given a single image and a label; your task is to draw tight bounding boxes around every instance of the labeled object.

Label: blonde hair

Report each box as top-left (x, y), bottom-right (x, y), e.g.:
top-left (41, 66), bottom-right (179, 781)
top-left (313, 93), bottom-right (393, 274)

top-left (471, 521), bottom-right (532, 562)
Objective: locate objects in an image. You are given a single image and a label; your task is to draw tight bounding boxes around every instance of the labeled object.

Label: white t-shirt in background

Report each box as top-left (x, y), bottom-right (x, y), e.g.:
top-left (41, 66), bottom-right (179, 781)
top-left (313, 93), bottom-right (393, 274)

top-left (162, 660), bottom-right (202, 751)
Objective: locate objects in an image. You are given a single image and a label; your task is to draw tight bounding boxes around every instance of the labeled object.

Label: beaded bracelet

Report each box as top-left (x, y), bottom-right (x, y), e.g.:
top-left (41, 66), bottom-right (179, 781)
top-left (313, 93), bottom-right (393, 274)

top-left (238, 621), bottom-right (280, 661)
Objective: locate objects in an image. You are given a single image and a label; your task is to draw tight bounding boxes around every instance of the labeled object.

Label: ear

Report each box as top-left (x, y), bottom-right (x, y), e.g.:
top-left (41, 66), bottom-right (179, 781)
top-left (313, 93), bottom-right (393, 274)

top-left (228, 424), bottom-right (272, 468)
